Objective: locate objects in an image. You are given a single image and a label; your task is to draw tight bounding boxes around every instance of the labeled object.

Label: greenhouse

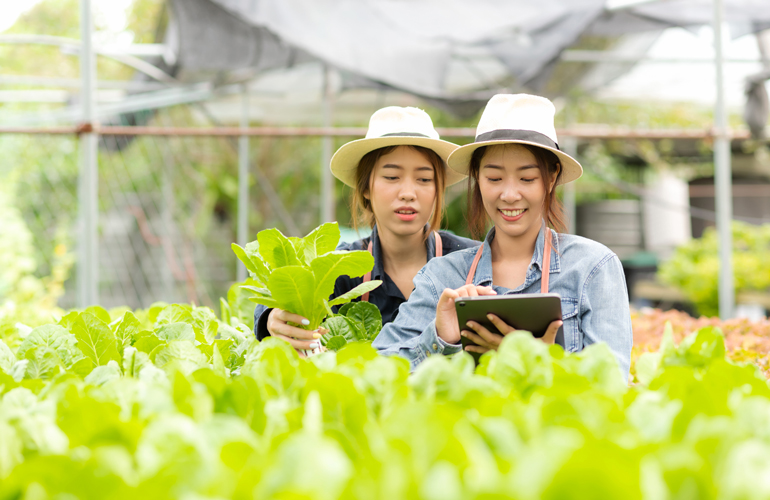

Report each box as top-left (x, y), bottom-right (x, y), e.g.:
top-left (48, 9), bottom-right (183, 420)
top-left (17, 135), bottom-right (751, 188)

top-left (2, 0), bottom-right (770, 498)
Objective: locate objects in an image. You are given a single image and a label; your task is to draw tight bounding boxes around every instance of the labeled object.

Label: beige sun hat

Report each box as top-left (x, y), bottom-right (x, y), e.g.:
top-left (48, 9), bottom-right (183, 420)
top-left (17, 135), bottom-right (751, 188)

top-left (447, 94), bottom-right (582, 185)
top-left (330, 106), bottom-right (465, 187)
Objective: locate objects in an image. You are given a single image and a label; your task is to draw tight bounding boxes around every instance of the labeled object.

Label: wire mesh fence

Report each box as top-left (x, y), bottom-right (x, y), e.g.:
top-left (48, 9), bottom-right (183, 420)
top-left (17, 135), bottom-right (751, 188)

top-left (2, 105), bottom-right (352, 311)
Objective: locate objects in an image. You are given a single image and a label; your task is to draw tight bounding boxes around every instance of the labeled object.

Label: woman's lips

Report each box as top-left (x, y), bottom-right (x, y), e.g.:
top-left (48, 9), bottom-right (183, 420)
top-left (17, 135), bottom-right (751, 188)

top-left (395, 208), bottom-right (418, 222)
top-left (498, 208), bottom-right (526, 222)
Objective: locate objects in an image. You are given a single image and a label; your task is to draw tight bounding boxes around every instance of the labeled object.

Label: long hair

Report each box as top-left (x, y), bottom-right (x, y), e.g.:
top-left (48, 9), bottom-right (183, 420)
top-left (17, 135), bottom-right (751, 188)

top-left (350, 145), bottom-right (446, 237)
top-left (466, 143), bottom-right (567, 239)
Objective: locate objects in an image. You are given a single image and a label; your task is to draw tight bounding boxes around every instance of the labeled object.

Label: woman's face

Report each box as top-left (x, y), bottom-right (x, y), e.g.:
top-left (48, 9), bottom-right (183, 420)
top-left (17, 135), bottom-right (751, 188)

top-left (366, 145), bottom-right (437, 237)
top-left (477, 144), bottom-right (550, 241)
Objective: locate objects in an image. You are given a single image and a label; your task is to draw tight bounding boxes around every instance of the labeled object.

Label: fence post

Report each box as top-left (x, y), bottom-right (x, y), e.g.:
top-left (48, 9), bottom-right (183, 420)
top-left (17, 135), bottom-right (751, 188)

top-left (237, 83), bottom-right (250, 282)
top-left (77, 0), bottom-right (99, 307)
top-left (713, 0), bottom-right (734, 319)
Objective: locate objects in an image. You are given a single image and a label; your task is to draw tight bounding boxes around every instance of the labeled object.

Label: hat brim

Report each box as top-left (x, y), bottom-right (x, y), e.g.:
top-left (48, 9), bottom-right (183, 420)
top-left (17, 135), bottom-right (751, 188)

top-left (330, 136), bottom-right (465, 188)
top-left (447, 139), bottom-right (583, 185)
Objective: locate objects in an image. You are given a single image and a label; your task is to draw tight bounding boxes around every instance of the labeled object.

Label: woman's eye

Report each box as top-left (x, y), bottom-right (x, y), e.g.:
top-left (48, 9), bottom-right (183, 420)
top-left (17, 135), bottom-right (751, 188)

top-left (418, 178), bottom-right (434, 183)
top-left (521, 178), bottom-right (536, 183)
top-left (486, 177), bottom-right (502, 183)
top-left (383, 176), bottom-right (399, 181)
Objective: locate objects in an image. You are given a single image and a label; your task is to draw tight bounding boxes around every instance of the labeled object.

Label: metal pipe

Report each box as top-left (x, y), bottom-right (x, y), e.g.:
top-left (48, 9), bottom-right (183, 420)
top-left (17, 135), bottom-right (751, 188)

top-left (237, 83), bottom-right (250, 282)
top-left (0, 125), bottom-right (754, 139)
top-left (77, 0), bottom-right (99, 307)
top-left (320, 65), bottom-right (335, 223)
top-left (713, 0), bottom-right (734, 319)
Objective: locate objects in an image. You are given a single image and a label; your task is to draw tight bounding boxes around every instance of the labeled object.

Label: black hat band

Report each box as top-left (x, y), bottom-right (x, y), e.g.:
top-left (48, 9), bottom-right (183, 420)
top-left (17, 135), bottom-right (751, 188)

top-left (475, 129), bottom-right (559, 150)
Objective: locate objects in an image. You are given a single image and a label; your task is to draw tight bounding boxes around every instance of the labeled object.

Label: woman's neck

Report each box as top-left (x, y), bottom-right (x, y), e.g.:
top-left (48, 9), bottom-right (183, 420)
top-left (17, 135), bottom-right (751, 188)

top-left (377, 225), bottom-right (429, 270)
top-left (490, 220), bottom-right (542, 264)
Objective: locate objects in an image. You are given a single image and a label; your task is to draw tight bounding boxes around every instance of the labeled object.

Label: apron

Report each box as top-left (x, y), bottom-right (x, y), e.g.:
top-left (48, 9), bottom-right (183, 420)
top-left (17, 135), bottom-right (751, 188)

top-left (361, 231), bottom-right (443, 302)
top-left (465, 227), bottom-right (553, 293)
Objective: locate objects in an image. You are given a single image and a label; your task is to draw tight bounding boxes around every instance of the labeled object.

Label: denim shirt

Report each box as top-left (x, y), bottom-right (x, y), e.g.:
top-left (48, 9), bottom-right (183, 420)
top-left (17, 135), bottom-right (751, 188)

top-left (253, 225), bottom-right (479, 340)
top-left (372, 224), bottom-right (633, 381)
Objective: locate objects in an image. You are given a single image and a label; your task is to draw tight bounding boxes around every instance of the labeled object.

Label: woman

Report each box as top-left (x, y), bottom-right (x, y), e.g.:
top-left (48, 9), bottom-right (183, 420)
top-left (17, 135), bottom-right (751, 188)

top-left (372, 94), bottom-right (633, 380)
top-left (253, 106), bottom-right (479, 353)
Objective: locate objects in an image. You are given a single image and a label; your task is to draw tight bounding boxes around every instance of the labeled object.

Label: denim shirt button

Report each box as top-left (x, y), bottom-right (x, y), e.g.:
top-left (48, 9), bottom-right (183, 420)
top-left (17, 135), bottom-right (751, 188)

top-left (432, 343), bottom-right (438, 351)
top-left (425, 350), bottom-right (431, 357)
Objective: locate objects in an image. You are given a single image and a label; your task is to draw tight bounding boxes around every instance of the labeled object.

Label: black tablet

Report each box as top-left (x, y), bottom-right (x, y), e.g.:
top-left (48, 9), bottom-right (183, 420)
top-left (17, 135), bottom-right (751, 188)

top-left (455, 293), bottom-right (563, 364)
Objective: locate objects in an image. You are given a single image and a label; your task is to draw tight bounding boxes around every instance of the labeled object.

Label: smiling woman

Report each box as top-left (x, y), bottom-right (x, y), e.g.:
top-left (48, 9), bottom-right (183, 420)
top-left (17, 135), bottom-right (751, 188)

top-left (373, 94), bottom-right (633, 381)
top-left (253, 106), bottom-right (479, 354)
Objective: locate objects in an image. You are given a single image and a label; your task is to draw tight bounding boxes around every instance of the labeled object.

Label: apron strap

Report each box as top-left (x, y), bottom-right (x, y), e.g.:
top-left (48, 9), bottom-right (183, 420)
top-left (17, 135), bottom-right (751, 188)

top-left (361, 231), bottom-right (443, 302)
top-left (541, 227), bottom-right (552, 294)
top-left (465, 227), bottom-right (553, 292)
top-left (362, 240), bottom-right (374, 302)
top-left (465, 245), bottom-right (484, 286)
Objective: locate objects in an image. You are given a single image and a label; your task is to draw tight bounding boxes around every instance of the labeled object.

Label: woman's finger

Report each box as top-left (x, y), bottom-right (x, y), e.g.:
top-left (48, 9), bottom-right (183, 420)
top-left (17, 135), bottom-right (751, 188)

top-left (272, 333), bottom-right (322, 352)
top-left (486, 314), bottom-right (517, 335)
top-left (541, 320), bottom-right (562, 345)
top-left (461, 328), bottom-right (495, 349)
top-left (465, 321), bottom-right (504, 347)
top-left (275, 309), bottom-right (311, 327)
top-left (464, 344), bottom-right (490, 354)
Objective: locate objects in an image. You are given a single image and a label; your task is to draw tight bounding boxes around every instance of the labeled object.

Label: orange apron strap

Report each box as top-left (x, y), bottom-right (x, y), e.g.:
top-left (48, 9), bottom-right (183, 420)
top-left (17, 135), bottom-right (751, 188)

top-left (362, 240), bottom-right (374, 302)
top-left (465, 245), bottom-right (484, 286)
top-left (541, 228), bottom-right (552, 294)
top-left (434, 231), bottom-right (443, 258)
top-left (464, 228), bottom-right (553, 292)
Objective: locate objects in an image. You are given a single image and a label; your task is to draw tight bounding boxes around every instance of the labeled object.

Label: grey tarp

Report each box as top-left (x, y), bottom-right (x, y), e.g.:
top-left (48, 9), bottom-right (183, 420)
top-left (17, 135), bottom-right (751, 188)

top-left (165, 0), bottom-right (770, 117)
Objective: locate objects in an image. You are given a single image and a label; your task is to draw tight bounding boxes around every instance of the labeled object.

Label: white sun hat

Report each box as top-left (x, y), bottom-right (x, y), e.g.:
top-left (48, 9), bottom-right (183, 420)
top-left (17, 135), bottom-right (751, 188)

top-left (330, 106), bottom-right (465, 187)
top-left (447, 94), bottom-right (583, 185)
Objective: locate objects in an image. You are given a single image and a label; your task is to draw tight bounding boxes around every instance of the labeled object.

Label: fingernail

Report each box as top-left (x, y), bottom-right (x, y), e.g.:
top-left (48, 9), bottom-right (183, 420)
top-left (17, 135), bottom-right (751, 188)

top-left (309, 342), bottom-right (319, 349)
top-left (466, 321), bottom-right (474, 328)
top-left (301, 319), bottom-right (310, 326)
top-left (486, 314), bottom-right (494, 320)
top-left (460, 331), bottom-right (466, 337)
top-left (320, 328), bottom-right (328, 334)
top-left (312, 333), bottom-right (322, 339)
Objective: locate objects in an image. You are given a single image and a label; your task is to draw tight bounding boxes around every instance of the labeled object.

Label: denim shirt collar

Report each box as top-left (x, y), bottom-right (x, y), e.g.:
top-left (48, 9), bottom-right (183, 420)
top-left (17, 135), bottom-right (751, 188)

top-left (369, 224), bottom-right (440, 280)
top-left (473, 222), bottom-right (561, 289)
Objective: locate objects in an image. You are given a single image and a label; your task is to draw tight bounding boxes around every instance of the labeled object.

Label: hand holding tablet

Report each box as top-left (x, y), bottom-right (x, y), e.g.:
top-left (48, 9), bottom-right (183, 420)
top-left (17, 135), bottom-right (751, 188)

top-left (453, 293), bottom-right (564, 364)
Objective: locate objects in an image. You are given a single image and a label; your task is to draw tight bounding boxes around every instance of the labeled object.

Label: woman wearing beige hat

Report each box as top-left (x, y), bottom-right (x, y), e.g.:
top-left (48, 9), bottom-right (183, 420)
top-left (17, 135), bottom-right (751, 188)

top-left (253, 106), bottom-right (479, 352)
top-left (373, 94), bottom-right (633, 380)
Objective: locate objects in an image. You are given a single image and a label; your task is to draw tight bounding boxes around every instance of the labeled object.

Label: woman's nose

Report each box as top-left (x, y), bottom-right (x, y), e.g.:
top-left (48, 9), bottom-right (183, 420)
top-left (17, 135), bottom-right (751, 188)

top-left (500, 181), bottom-right (522, 203)
top-left (399, 180), bottom-right (416, 200)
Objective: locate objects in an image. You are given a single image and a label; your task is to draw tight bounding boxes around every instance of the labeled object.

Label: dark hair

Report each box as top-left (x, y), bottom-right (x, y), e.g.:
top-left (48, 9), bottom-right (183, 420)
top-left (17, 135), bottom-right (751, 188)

top-left (351, 145), bottom-right (446, 236)
top-left (466, 143), bottom-right (566, 239)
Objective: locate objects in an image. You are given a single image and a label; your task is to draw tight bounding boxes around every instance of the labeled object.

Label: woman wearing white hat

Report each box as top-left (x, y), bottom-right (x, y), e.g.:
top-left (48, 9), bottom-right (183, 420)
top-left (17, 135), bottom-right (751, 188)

top-left (372, 94), bottom-right (633, 380)
top-left (253, 106), bottom-right (479, 352)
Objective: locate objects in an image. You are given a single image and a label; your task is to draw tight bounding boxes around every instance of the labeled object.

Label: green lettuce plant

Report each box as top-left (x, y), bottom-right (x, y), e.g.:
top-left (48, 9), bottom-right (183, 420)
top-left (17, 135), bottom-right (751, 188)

top-left (658, 222), bottom-right (770, 316)
top-left (232, 222), bottom-right (382, 331)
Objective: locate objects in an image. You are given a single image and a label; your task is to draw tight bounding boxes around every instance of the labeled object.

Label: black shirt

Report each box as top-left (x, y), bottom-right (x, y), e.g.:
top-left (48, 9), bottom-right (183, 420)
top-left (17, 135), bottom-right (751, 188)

top-left (253, 225), bottom-right (479, 340)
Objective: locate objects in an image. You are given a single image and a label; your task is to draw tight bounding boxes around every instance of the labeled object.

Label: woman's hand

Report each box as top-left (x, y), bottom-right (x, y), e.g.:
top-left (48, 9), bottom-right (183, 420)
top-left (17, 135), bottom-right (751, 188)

top-left (462, 316), bottom-right (563, 354)
top-left (266, 308), bottom-right (325, 356)
top-left (435, 285), bottom-right (497, 344)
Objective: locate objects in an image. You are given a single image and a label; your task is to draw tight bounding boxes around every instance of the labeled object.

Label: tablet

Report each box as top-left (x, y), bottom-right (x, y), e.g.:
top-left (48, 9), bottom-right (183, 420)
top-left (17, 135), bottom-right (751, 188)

top-left (455, 293), bottom-right (563, 364)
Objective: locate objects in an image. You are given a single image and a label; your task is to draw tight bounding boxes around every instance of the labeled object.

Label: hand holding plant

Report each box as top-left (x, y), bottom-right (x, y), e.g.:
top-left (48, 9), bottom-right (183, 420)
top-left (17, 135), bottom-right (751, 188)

top-left (232, 222), bottom-right (383, 351)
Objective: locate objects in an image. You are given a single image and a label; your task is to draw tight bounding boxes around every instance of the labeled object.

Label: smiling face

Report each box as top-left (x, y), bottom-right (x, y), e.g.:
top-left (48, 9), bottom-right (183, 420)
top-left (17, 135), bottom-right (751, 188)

top-left (477, 144), bottom-right (554, 241)
top-left (364, 145), bottom-right (438, 238)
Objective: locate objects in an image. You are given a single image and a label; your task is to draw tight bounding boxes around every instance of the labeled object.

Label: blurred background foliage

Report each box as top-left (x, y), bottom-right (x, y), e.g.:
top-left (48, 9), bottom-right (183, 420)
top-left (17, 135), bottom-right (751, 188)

top-left (1, 0), bottom-right (761, 314)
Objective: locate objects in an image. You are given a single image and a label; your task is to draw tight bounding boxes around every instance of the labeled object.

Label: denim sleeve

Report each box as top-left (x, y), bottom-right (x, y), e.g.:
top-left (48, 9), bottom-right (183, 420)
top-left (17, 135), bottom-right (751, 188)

top-left (253, 304), bottom-right (273, 341)
top-left (372, 268), bottom-right (462, 370)
top-left (579, 253), bottom-right (633, 382)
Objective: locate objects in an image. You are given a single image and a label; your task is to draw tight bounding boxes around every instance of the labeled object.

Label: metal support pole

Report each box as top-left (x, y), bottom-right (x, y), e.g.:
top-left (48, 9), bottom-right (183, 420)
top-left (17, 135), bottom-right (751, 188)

top-left (237, 83), bottom-right (250, 282)
top-left (561, 136), bottom-right (578, 234)
top-left (320, 65), bottom-right (335, 223)
top-left (77, 0), bottom-right (98, 307)
top-left (713, 0), bottom-right (734, 319)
